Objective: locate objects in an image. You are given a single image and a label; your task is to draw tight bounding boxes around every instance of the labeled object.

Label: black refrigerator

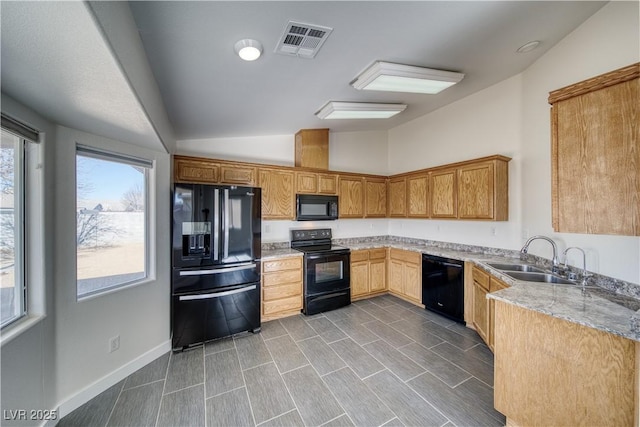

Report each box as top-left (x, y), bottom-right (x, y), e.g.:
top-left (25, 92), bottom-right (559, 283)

top-left (171, 183), bottom-right (261, 351)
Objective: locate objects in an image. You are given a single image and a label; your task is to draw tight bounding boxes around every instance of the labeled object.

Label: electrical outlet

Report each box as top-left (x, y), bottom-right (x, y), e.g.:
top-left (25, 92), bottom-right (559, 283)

top-left (109, 335), bottom-right (120, 353)
top-left (491, 227), bottom-right (497, 236)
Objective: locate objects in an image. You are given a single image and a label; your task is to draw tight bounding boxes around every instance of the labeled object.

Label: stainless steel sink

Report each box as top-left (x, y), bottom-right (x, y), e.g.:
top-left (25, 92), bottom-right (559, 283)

top-left (503, 271), bottom-right (575, 285)
top-left (487, 263), bottom-right (544, 273)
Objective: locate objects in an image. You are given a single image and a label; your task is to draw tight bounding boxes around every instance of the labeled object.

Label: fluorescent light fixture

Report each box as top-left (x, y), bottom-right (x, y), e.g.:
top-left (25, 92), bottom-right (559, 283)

top-left (315, 102), bottom-right (407, 119)
top-left (234, 39), bottom-right (262, 61)
top-left (351, 61), bottom-right (465, 94)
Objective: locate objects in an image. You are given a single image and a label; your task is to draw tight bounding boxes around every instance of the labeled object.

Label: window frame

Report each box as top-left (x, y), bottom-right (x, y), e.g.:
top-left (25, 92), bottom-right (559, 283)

top-left (75, 145), bottom-right (154, 301)
top-left (0, 130), bottom-right (27, 329)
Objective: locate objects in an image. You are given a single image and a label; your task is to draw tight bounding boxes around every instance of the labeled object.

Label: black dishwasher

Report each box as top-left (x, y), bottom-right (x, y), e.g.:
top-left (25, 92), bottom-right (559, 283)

top-left (422, 254), bottom-right (465, 323)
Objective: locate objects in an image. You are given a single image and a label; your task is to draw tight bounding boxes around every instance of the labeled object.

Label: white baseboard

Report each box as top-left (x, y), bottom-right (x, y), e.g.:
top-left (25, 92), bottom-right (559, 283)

top-left (55, 340), bottom-right (171, 421)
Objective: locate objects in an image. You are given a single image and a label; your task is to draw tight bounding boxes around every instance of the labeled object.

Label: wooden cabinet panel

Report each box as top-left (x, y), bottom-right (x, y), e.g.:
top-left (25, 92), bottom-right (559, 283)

top-left (488, 276), bottom-right (509, 351)
top-left (259, 168), bottom-right (294, 220)
top-left (263, 269), bottom-right (301, 287)
top-left (370, 259), bottom-right (387, 293)
top-left (430, 169), bottom-right (457, 218)
top-left (550, 64), bottom-right (639, 235)
top-left (388, 258), bottom-right (404, 294)
top-left (174, 158), bottom-right (219, 184)
top-left (263, 282), bottom-right (303, 301)
top-left (473, 282), bottom-right (489, 343)
top-left (403, 263), bottom-right (421, 303)
top-left (220, 164), bottom-right (257, 186)
top-left (295, 172), bottom-right (318, 194)
top-left (365, 178), bottom-right (387, 218)
top-left (263, 296), bottom-right (302, 316)
top-left (350, 250), bottom-right (369, 263)
top-left (263, 257), bottom-right (301, 273)
top-left (339, 176), bottom-right (364, 218)
top-left (295, 128), bottom-right (329, 170)
top-left (369, 248), bottom-right (386, 260)
top-left (351, 261), bottom-right (370, 297)
top-left (388, 178), bottom-right (407, 217)
top-left (407, 174), bottom-right (429, 218)
top-left (458, 162), bottom-right (494, 219)
top-left (494, 301), bottom-right (635, 426)
top-left (318, 174), bottom-right (338, 195)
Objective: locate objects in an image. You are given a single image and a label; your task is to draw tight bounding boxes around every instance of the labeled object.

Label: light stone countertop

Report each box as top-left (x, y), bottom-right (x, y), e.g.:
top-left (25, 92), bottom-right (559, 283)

top-left (262, 235), bottom-right (640, 342)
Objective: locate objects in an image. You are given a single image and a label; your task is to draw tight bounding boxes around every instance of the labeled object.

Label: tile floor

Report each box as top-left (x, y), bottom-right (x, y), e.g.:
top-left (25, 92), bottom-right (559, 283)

top-left (59, 295), bottom-right (505, 427)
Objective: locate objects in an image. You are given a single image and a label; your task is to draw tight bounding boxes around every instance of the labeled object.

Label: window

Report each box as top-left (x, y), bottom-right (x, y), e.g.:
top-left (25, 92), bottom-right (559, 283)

top-left (1, 128), bottom-right (27, 328)
top-left (76, 145), bottom-right (152, 299)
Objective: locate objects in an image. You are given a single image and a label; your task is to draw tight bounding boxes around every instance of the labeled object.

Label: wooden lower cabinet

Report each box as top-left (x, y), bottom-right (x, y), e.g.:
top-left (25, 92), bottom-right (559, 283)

top-left (494, 300), bottom-right (636, 426)
top-left (387, 248), bottom-right (422, 304)
top-left (261, 256), bottom-right (303, 321)
top-left (350, 248), bottom-right (387, 300)
top-left (472, 265), bottom-right (509, 351)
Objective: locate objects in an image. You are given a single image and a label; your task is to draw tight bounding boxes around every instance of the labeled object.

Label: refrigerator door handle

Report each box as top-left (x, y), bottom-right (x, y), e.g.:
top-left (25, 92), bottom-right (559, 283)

top-left (178, 284), bottom-right (257, 300)
top-left (223, 188), bottom-right (230, 259)
top-left (178, 263), bottom-right (257, 276)
top-left (213, 189), bottom-right (220, 261)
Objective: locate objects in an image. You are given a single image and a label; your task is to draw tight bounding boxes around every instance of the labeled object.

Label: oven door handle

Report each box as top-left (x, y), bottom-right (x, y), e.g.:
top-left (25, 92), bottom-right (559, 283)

top-left (179, 285), bottom-right (257, 300)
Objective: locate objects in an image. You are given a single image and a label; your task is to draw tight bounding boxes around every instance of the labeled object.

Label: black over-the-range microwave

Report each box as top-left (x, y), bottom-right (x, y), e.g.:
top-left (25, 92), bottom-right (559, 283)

top-left (296, 194), bottom-right (339, 221)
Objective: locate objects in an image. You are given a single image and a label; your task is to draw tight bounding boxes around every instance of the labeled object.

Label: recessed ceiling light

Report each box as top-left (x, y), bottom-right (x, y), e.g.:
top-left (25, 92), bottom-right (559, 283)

top-left (351, 61), bottom-right (465, 94)
top-left (315, 102), bottom-right (407, 119)
top-left (234, 39), bottom-right (263, 61)
top-left (516, 41), bottom-right (541, 53)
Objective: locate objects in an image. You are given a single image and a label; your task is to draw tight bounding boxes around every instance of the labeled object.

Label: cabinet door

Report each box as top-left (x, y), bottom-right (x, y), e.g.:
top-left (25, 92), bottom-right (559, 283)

top-left (488, 277), bottom-right (509, 350)
top-left (365, 178), bottom-right (387, 218)
top-left (388, 178), bottom-right (407, 217)
top-left (317, 174), bottom-right (338, 195)
top-left (388, 258), bottom-right (404, 294)
top-left (403, 262), bottom-right (421, 302)
top-left (473, 282), bottom-right (489, 344)
top-left (351, 261), bottom-right (370, 298)
top-left (174, 157), bottom-right (219, 184)
top-left (430, 169), bottom-right (457, 218)
top-left (296, 172), bottom-right (318, 194)
top-left (458, 162), bottom-right (494, 220)
top-left (259, 169), bottom-right (294, 220)
top-left (339, 176), bottom-right (364, 218)
top-left (369, 259), bottom-right (387, 293)
top-left (407, 174), bottom-right (429, 218)
top-left (220, 164), bottom-right (257, 186)
top-left (552, 73), bottom-right (639, 235)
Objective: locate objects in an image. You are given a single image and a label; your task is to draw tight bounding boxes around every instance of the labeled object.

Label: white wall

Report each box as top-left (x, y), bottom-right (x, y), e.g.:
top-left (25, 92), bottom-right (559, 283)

top-left (519, 1), bottom-right (639, 284)
top-left (1, 94), bottom-right (57, 426)
top-left (329, 130), bottom-right (388, 174)
top-left (388, 2), bottom-right (640, 284)
top-left (53, 127), bottom-right (171, 406)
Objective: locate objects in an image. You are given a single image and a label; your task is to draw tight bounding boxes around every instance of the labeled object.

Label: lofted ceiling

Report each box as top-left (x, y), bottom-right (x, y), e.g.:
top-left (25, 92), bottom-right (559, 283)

top-left (1, 1), bottom-right (607, 148)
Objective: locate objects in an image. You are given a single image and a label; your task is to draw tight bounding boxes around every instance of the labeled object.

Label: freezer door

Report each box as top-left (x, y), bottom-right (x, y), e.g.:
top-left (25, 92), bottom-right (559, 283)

top-left (172, 283), bottom-right (261, 350)
top-left (172, 262), bottom-right (260, 294)
top-left (173, 184), bottom-right (217, 268)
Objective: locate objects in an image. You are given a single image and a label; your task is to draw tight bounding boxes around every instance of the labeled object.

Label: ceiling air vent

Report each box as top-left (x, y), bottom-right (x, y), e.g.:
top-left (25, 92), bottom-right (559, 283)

top-left (275, 21), bottom-right (333, 59)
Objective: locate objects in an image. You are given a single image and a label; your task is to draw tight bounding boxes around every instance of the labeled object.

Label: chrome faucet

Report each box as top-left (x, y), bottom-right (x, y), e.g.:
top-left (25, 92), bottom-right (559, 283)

top-left (563, 246), bottom-right (590, 286)
top-left (520, 235), bottom-right (559, 272)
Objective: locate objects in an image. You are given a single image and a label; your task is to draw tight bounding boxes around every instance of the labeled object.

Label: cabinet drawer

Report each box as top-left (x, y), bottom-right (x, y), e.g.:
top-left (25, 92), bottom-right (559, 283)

top-left (369, 248), bottom-right (387, 260)
top-left (390, 248), bottom-right (421, 264)
top-left (263, 295), bottom-right (302, 315)
top-left (263, 270), bottom-right (302, 287)
top-left (263, 282), bottom-right (302, 301)
top-left (351, 250), bottom-right (369, 263)
top-left (262, 257), bottom-right (302, 273)
top-left (473, 266), bottom-right (490, 291)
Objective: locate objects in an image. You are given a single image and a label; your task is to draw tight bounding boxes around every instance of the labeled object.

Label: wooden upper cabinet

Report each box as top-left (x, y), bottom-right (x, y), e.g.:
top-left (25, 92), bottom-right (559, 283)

top-left (457, 159), bottom-right (508, 221)
top-left (219, 164), bottom-right (257, 186)
top-left (407, 173), bottom-right (429, 218)
top-left (339, 176), bottom-right (364, 218)
top-left (549, 63), bottom-right (639, 235)
top-left (295, 128), bottom-right (329, 170)
top-left (295, 171), bottom-right (338, 195)
top-left (174, 157), bottom-right (219, 184)
top-left (430, 168), bottom-right (457, 218)
top-left (388, 177), bottom-right (407, 217)
top-left (317, 173), bottom-right (338, 195)
top-left (259, 168), bottom-right (294, 220)
top-left (365, 177), bottom-right (387, 218)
